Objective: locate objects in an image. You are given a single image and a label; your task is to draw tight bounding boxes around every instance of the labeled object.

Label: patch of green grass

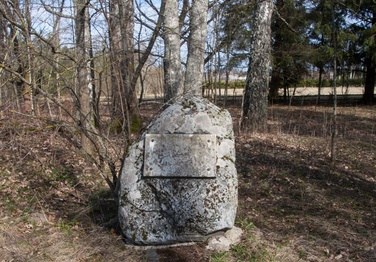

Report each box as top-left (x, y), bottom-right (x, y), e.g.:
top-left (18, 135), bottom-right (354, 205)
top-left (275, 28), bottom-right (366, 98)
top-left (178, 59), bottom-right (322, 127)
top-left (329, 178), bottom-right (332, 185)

top-left (231, 242), bottom-right (275, 262)
top-left (298, 249), bottom-right (308, 260)
top-left (131, 116), bottom-right (142, 134)
top-left (236, 215), bottom-right (255, 233)
top-left (231, 215), bottom-right (279, 261)
top-left (211, 251), bottom-right (229, 262)
top-left (4, 198), bottom-right (16, 212)
top-left (50, 167), bottom-right (77, 186)
top-left (230, 243), bottom-right (250, 261)
top-left (57, 220), bottom-right (77, 235)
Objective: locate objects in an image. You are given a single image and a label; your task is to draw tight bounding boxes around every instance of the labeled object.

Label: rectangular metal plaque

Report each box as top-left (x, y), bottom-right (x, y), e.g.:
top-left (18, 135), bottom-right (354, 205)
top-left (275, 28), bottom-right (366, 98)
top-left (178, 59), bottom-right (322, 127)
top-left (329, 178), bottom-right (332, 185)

top-left (143, 134), bottom-right (217, 178)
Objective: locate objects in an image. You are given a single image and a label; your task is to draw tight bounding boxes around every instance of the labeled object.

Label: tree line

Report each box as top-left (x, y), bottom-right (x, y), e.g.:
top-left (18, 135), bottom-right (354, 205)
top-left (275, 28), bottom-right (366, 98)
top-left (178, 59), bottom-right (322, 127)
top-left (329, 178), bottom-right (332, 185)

top-left (0, 0), bottom-right (374, 191)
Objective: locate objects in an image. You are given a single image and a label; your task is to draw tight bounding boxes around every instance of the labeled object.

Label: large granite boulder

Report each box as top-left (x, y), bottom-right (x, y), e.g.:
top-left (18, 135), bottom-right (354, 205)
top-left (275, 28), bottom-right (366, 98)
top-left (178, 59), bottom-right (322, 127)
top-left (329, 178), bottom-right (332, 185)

top-left (118, 96), bottom-right (238, 245)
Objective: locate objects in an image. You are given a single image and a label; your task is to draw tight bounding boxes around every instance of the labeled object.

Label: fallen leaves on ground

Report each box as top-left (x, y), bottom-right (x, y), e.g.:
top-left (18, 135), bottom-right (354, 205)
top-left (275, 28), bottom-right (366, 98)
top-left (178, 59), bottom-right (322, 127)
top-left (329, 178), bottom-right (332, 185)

top-left (0, 102), bottom-right (375, 261)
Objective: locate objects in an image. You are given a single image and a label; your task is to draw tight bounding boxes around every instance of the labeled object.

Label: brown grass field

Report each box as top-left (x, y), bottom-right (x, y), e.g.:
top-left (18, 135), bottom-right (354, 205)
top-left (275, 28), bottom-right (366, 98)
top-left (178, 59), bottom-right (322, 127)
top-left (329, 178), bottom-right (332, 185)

top-left (0, 100), bottom-right (375, 261)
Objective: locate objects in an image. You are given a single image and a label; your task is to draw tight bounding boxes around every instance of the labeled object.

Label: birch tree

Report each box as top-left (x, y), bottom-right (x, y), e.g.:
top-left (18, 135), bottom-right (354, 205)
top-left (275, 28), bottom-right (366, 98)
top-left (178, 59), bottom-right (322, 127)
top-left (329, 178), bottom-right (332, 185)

top-left (240, 0), bottom-right (273, 132)
top-left (161, 0), bottom-right (209, 99)
top-left (184, 0), bottom-right (209, 96)
top-left (163, 0), bottom-right (183, 101)
top-left (75, 0), bottom-right (93, 151)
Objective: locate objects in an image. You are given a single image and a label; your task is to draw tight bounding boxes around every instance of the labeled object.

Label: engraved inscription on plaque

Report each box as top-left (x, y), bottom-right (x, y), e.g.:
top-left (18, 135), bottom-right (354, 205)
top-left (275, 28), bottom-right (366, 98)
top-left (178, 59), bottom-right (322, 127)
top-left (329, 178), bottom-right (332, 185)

top-left (143, 134), bottom-right (217, 178)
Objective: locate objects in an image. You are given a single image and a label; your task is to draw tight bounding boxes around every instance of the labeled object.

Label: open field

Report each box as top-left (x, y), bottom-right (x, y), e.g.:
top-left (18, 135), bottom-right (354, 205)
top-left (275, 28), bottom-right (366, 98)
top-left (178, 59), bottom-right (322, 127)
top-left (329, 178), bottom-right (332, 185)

top-left (1, 101), bottom-right (375, 261)
top-left (142, 86), bottom-right (371, 99)
top-left (141, 86), bottom-right (374, 106)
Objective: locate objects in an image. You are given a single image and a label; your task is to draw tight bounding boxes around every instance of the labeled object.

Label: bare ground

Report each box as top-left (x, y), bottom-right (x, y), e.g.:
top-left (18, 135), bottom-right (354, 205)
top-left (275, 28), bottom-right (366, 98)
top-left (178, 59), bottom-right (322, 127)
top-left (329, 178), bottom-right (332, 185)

top-left (0, 101), bottom-right (375, 261)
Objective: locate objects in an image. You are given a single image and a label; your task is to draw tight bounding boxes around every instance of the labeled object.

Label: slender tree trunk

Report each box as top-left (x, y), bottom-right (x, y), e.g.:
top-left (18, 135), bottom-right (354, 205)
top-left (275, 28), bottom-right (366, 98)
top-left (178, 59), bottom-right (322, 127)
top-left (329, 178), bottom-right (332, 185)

top-left (87, 16), bottom-right (99, 128)
top-left (179, 0), bottom-right (190, 29)
top-left (123, 1), bottom-right (139, 123)
top-left (0, 16), bottom-right (6, 118)
top-left (163, 0), bottom-right (183, 101)
top-left (75, 0), bottom-right (93, 151)
top-left (224, 42), bottom-right (230, 107)
top-left (132, 0), bottom-right (164, 102)
top-left (283, 83), bottom-right (287, 102)
top-left (52, 0), bottom-right (65, 119)
top-left (362, 57), bottom-right (375, 104)
top-left (109, 0), bottom-right (139, 134)
top-left (216, 50), bottom-right (221, 102)
top-left (11, 27), bottom-right (21, 112)
top-left (331, 7), bottom-right (338, 163)
top-left (136, 19), bottom-right (144, 104)
top-left (361, 10), bottom-right (376, 105)
top-left (52, 49), bottom-right (62, 119)
top-left (25, 0), bottom-right (35, 116)
top-left (317, 66), bottom-right (323, 105)
top-left (331, 63), bottom-right (338, 163)
top-left (269, 70), bottom-right (281, 101)
top-left (184, 0), bottom-right (209, 96)
top-left (109, 0), bottom-right (126, 133)
top-left (8, 0), bottom-right (29, 113)
top-left (240, 0), bottom-right (273, 132)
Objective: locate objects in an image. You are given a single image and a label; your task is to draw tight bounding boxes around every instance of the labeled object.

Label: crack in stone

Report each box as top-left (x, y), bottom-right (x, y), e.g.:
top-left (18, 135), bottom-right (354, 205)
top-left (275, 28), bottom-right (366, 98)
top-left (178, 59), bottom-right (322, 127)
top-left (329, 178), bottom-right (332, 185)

top-left (146, 181), bottom-right (177, 233)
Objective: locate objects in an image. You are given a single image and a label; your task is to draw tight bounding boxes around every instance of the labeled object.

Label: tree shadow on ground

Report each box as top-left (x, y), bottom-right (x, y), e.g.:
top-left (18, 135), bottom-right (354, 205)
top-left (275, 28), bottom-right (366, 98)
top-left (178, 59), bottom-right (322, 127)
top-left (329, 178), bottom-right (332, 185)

top-left (2, 104), bottom-right (375, 261)
top-left (235, 105), bottom-right (376, 261)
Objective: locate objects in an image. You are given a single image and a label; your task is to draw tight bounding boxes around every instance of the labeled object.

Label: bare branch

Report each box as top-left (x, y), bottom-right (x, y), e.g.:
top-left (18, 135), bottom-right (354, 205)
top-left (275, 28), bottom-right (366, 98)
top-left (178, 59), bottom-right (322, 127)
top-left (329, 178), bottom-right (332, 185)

top-left (131, 0), bottom-right (165, 93)
top-left (40, 0), bottom-right (75, 19)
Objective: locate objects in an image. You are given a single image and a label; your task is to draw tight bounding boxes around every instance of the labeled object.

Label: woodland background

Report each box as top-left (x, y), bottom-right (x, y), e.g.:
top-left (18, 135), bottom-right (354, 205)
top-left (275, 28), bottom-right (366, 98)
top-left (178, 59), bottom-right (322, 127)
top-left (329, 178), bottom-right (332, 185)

top-left (0, 0), bottom-right (375, 261)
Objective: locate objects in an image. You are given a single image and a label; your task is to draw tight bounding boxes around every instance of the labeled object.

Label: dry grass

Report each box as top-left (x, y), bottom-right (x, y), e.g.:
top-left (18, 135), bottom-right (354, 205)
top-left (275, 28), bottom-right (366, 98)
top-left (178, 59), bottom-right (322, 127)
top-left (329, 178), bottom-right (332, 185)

top-left (0, 102), bottom-right (375, 261)
top-left (230, 104), bottom-right (376, 261)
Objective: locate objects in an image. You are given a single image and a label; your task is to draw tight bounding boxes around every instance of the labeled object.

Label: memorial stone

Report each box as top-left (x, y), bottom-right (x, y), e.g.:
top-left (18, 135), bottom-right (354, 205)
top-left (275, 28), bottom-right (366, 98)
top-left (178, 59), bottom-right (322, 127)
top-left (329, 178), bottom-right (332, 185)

top-left (118, 96), bottom-right (238, 244)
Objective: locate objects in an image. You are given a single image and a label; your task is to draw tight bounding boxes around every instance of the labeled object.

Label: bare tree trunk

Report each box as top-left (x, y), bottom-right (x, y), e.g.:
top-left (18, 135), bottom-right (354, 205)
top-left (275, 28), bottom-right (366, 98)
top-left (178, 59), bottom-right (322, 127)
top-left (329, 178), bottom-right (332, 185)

top-left (240, 0), bottom-right (273, 132)
top-left (184, 0), bottom-right (209, 96)
top-left (87, 14), bottom-right (99, 128)
top-left (132, 0), bottom-right (164, 102)
top-left (123, 1), bottom-right (139, 123)
top-left (10, 27), bottom-right (21, 112)
top-left (362, 56), bottom-right (375, 104)
top-left (109, 0), bottom-right (128, 133)
top-left (163, 0), bottom-right (183, 101)
top-left (0, 16), bottom-right (6, 118)
top-left (317, 66), bottom-right (323, 105)
top-left (216, 51), bottom-right (221, 102)
top-left (224, 42), bottom-right (230, 107)
top-left (361, 11), bottom-right (375, 105)
top-left (75, 0), bottom-right (93, 152)
top-left (25, 0), bottom-right (35, 116)
top-left (52, 0), bottom-right (65, 119)
top-left (331, 8), bottom-right (338, 164)
top-left (109, 0), bottom-right (139, 134)
top-left (136, 18), bottom-right (144, 104)
top-left (5, 0), bottom-right (29, 113)
top-left (179, 0), bottom-right (190, 30)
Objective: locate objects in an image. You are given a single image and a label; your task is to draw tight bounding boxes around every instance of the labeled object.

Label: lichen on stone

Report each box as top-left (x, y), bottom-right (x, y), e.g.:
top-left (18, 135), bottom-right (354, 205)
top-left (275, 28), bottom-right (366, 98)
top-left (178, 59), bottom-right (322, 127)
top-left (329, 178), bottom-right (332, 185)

top-left (118, 96), bottom-right (238, 245)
